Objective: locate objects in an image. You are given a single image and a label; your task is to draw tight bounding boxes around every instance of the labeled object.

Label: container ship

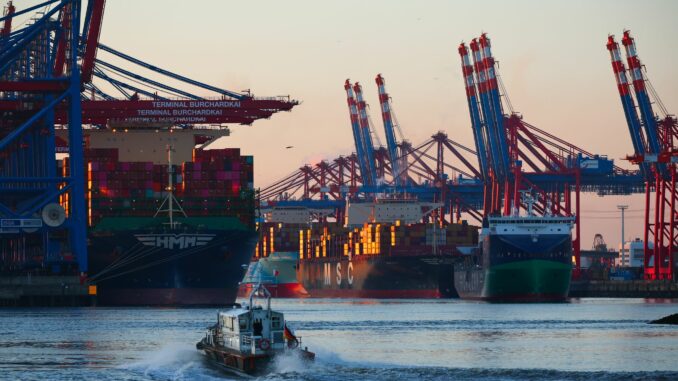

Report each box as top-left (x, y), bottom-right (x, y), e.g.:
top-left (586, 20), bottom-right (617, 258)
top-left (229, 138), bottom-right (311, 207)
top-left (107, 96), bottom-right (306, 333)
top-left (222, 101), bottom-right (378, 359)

top-left (59, 130), bottom-right (257, 305)
top-left (238, 251), bottom-right (309, 298)
top-left (454, 193), bottom-right (574, 302)
top-left (258, 198), bottom-right (478, 298)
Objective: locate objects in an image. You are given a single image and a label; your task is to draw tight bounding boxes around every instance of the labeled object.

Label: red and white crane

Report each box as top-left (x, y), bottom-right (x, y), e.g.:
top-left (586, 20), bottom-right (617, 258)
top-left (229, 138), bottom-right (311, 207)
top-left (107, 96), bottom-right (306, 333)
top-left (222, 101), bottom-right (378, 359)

top-left (608, 30), bottom-right (677, 280)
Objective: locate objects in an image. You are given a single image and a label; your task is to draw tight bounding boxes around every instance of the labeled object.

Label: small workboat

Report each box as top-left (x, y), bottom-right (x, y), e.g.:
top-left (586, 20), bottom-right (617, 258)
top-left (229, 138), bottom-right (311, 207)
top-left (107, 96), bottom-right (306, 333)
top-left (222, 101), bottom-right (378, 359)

top-left (196, 283), bottom-right (315, 375)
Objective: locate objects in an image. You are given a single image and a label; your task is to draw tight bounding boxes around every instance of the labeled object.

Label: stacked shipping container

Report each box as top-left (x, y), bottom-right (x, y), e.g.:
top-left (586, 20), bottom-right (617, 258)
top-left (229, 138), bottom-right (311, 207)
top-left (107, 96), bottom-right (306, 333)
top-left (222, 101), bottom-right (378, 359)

top-left (61, 148), bottom-right (255, 227)
top-left (255, 221), bottom-right (478, 260)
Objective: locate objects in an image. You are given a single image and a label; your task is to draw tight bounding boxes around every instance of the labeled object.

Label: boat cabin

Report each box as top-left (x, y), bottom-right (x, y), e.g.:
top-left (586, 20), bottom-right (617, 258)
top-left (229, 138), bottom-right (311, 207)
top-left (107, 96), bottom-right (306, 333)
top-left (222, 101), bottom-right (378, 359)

top-left (206, 286), bottom-right (286, 355)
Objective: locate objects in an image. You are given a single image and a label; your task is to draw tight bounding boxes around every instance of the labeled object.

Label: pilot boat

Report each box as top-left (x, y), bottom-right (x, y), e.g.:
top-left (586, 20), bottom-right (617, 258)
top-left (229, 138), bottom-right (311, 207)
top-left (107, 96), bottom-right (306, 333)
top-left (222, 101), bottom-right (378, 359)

top-left (196, 283), bottom-right (315, 375)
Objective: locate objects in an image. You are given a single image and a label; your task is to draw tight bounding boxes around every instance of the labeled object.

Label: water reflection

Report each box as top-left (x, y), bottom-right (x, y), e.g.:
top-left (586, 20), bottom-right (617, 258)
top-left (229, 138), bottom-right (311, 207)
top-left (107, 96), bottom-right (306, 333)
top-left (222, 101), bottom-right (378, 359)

top-left (0, 299), bottom-right (676, 379)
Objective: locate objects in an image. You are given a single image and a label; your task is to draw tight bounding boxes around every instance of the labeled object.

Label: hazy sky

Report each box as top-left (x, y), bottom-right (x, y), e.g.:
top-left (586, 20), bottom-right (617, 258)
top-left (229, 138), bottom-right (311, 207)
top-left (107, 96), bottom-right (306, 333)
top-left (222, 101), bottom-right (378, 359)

top-left (20, 0), bottom-right (678, 248)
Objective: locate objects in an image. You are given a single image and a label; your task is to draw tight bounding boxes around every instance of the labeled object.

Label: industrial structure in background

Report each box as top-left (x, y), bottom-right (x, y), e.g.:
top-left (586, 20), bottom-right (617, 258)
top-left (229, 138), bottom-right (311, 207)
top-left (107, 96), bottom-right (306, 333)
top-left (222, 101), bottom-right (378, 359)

top-left (607, 31), bottom-right (677, 280)
top-left (0, 0), bottom-right (674, 304)
top-left (0, 0), bottom-right (297, 305)
top-left (0, 0), bottom-right (88, 278)
top-left (261, 34), bottom-right (647, 279)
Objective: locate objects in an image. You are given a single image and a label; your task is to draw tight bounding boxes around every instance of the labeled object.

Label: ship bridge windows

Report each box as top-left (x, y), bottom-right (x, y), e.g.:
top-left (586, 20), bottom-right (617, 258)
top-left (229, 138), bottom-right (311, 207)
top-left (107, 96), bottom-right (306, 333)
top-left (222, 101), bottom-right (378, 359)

top-left (271, 315), bottom-right (282, 329)
top-left (221, 315), bottom-right (236, 331)
top-left (239, 317), bottom-right (249, 331)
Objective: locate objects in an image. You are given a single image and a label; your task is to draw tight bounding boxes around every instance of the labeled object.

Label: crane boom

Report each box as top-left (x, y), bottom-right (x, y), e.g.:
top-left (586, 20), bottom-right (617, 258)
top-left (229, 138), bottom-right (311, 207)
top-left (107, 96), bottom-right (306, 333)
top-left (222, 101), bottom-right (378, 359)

top-left (375, 74), bottom-right (402, 187)
top-left (459, 42), bottom-right (489, 180)
top-left (479, 34), bottom-right (510, 178)
top-left (621, 30), bottom-right (665, 179)
top-left (353, 82), bottom-right (377, 186)
top-left (80, 0), bottom-right (105, 84)
top-left (470, 38), bottom-right (502, 179)
top-left (606, 35), bottom-right (649, 179)
top-left (345, 80), bottom-right (372, 186)
top-left (97, 43), bottom-right (246, 100)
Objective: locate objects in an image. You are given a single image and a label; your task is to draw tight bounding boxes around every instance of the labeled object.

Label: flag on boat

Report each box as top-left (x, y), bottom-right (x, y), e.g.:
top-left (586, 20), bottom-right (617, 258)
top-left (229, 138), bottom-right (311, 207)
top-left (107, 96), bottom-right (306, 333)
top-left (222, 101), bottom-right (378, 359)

top-left (283, 323), bottom-right (298, 347)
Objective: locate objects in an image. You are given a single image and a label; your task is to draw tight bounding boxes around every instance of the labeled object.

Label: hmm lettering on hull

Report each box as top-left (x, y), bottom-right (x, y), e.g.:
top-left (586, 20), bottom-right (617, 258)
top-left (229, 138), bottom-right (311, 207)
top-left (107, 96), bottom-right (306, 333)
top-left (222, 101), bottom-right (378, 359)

top-left (135, 234), bottom-right (215, 250)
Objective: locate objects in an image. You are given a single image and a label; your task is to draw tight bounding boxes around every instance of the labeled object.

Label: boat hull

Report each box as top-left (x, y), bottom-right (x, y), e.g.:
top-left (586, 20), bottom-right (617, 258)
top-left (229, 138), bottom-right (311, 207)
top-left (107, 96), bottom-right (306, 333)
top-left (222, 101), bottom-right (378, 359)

top-left (238, 252), bottom-right (308, 298)
top-left (89, 228), bottom-right (257, 306)
top-left (238, 282), bottom-right (309, 298)
top-left (455, 231), bottom-right (573, 302)
top-left (455, 259), bottom-right (572, 302)
top-left (298, 254), bottom-right (457, 298)
top-left (199, 343), bottom-right (315, 375)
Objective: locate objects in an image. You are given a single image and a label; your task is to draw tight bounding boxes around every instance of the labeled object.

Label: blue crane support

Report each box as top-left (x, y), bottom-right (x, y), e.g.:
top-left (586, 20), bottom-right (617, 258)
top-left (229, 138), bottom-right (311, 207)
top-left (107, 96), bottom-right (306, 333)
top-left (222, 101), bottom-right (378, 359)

top-left (479, 34), bottom-right (511, 177)
top-left (67, 0), bottom-right (87, 274)
top-left (621, 31), bottom-right (665, 177)
top-left (0, 0), bottom-right (88, 274)
top-left (97, 43), bottom-right (247, 100)
top-left (345, 80), bottom-right (372, 187)
top-left (375, 74), bottom-right (402, 187)
top-left (83, 82), bottom-right (114, 100)
top-left (459, 42), bottom-right (489, 180)
top-left (0, 0), bottom-right (59, 24)
top-left (93, 67), bottom-right (167, 99)
top-left (606, 35), bottom-right (650, 179)
top-left (353, 82), bottom-right (378, 186)
top-left (94, 59), bottom-right (203, 100)
top-left (469, 38), bottom-right (503, 180)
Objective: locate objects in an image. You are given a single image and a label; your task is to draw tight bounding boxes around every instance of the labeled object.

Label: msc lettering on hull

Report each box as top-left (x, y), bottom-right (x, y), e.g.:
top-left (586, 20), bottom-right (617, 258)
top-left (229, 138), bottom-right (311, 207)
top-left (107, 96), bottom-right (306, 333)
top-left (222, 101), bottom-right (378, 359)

top-left (135, 234), bottom-right (215, 250)
top-left (323, 261), bottom-right (354, 287)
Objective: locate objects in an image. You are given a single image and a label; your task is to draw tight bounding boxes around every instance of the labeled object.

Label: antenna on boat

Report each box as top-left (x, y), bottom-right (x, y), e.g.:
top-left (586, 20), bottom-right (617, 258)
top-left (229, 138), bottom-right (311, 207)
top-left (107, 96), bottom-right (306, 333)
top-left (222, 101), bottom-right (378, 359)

top-left (154, 144), bottom-right (187, 228)
top-left (249, 283), bottom-right (272, 317)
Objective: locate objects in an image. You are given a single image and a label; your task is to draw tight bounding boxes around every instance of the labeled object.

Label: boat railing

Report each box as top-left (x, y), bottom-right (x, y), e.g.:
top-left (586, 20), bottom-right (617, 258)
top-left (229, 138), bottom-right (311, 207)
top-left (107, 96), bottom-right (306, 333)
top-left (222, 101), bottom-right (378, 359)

top-left (242, 334), bottom-right (266, 354)
top-left (241, 334), bottom-right (254, 346)
top-left (488, 216), bottom-right (576, 224)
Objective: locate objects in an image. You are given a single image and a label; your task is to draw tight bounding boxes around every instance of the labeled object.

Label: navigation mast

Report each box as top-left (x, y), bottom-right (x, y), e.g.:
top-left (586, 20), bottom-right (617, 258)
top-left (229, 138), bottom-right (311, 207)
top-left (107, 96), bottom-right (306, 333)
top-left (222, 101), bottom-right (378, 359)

top-left (154, 144), bottom-right (187, 228)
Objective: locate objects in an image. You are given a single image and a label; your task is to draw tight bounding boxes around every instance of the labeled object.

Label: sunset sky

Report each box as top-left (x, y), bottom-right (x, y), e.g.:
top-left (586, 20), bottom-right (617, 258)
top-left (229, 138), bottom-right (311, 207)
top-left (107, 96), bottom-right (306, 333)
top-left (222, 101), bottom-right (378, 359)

top-left (19, 0), bottom-right (678, 248)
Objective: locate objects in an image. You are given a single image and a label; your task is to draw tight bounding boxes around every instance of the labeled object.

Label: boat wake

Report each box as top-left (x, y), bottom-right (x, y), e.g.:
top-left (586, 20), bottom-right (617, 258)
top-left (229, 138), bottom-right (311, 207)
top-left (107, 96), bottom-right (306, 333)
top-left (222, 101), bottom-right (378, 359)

top-left (122, 342), bottom-right (228, 381)
top-left (270, 349), bottom-right (315, 374)
top-left (118, 342), bottom-right (678, 381)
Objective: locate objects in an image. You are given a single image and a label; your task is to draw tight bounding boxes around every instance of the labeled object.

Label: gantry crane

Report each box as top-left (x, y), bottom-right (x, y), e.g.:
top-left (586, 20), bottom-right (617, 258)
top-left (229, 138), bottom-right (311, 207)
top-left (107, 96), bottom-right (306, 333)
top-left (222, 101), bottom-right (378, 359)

top-left (0, 0), bottom-right (298, 276)
top-left (0, 0), bottom-right (88, 274)
top-left (353, 82), bottom-right (378, 186)
top-left (344, 80), bottom-right (373, 187)
top-left (607, 30), bottom-right (676, 280)
top-left (375, 74), bottom-right (403, 187)
top-left (459, 33), bottom-right (587, 273)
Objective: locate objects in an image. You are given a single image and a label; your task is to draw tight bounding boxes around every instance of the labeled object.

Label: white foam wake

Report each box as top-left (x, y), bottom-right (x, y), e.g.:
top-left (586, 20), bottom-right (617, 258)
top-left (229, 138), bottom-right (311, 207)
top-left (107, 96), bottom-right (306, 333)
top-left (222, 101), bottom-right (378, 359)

top-left (122, 342), bottom-right (228, 381)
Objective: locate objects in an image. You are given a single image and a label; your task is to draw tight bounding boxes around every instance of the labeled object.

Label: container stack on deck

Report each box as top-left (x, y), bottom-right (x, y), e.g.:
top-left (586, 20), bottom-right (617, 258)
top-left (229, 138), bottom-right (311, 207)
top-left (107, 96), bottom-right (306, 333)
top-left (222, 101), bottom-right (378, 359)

top-left (255, 223), bottom-right (308, 258)
top-left (182, 148), bottom-right (254, 224)
top-left (256, 221), bottom-right (477, 260)
top-left (60, 148), bottom-right (255, 228)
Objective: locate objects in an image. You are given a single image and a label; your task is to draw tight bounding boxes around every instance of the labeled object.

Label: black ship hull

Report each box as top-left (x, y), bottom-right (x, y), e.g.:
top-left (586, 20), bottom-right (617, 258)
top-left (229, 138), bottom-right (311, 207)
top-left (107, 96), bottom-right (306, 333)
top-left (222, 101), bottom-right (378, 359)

top-left (89, 228), bottom-right (257, 306)
top-left (298, 254), bottom-right (457, 298)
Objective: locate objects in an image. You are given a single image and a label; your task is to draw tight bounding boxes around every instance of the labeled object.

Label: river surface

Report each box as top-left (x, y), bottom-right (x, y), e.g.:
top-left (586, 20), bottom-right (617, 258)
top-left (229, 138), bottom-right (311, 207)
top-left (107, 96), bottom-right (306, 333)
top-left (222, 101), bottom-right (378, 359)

top-left (0, 298), bottom-right (677, 380)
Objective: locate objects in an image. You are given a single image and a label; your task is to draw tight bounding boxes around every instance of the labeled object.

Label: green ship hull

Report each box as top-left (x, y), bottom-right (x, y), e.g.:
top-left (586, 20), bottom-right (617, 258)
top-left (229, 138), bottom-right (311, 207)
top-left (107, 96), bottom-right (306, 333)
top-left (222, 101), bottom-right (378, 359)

top-left (456, 259), bottom-right (572, 302)
top-left (454, 216), bottom-right (574, 302)
top-left (483, 259), bottom-right (572, 301)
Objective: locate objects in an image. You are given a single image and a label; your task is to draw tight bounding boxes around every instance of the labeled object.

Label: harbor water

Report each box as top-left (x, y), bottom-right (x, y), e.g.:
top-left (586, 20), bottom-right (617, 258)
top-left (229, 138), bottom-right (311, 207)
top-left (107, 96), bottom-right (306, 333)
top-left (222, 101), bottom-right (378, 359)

top-left (0, 298), bottom-right (677, 380)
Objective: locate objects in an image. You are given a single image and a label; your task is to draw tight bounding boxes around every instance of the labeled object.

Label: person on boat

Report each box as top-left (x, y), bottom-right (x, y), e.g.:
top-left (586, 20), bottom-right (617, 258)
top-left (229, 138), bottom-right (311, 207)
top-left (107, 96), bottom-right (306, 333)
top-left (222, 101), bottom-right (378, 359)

top-left (253, 319), bottom-right (263, 336)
